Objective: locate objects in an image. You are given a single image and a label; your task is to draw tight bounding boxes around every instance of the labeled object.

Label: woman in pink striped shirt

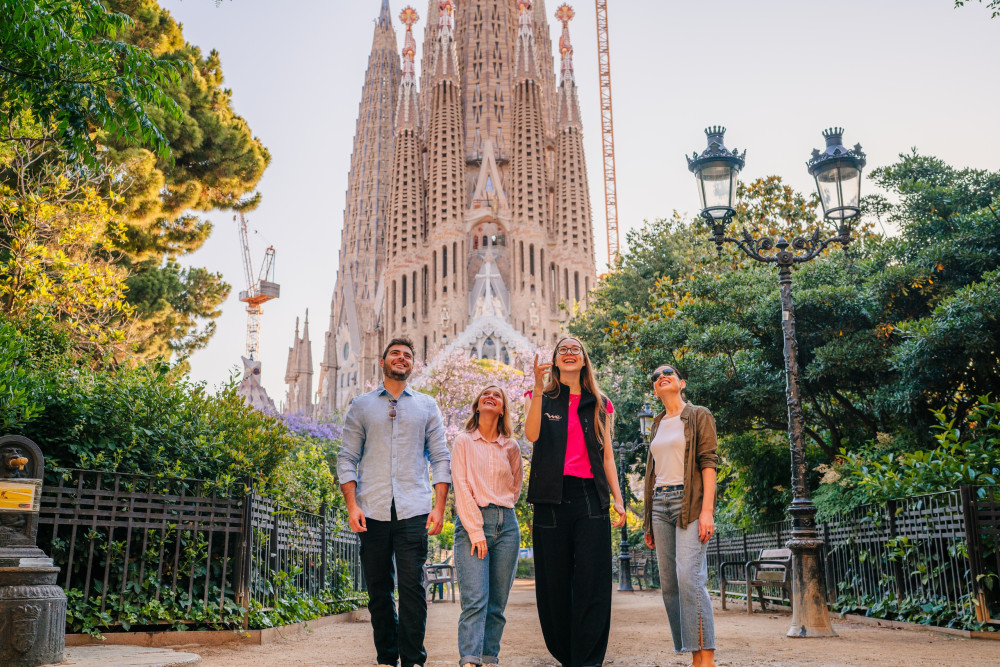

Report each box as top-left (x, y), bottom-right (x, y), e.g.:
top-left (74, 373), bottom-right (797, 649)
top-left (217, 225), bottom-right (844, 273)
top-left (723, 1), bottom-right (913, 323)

top-left (452, 384), bottom-right (524, 667)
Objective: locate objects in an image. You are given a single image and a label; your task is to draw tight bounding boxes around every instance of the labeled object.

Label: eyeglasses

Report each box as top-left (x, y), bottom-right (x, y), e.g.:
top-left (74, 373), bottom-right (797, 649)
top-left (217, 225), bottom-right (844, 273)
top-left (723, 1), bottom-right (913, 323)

top-left (556, 345), bottom-right (582, 356)
top-left (650, 368), bottom-right (677, 383)
top-left (388, 398), bottom-right (398, 420)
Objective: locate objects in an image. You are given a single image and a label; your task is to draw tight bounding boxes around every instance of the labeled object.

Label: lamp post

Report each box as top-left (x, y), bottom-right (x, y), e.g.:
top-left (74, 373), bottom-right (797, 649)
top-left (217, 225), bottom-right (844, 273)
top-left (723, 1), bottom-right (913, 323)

top-left (686, 126), bottom-right (866, 638)
top-left (637, 402), bottom-right (655, 440)
top-left (612, 405), bottom-right (653, 592)
top-left (612, 439), bottom-right (639, 591)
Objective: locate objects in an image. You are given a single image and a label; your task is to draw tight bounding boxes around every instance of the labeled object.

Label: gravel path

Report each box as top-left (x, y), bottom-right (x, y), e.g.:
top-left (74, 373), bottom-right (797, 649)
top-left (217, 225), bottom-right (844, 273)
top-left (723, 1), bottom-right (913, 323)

top-left (193, 580), bottom-right (1000, 666)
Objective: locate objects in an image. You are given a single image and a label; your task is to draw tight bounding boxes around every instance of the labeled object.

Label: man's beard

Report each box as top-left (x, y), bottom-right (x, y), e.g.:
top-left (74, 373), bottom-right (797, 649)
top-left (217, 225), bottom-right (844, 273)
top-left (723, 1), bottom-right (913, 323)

top-left (385, 366), bottom-right (412, 381)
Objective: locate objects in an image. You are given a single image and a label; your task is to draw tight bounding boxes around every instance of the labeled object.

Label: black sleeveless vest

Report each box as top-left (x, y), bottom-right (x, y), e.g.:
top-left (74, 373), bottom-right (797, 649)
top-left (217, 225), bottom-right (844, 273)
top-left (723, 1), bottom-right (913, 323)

top-left (527, 384), bottom-right (611, 509)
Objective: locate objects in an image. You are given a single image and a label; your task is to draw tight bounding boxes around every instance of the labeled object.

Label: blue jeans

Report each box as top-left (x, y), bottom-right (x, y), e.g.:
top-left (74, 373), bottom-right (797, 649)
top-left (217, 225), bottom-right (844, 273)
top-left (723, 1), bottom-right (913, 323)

top-left (454, 505), bottom-right (520, 665)
top-left (651, 487), bottom-right (716, 653)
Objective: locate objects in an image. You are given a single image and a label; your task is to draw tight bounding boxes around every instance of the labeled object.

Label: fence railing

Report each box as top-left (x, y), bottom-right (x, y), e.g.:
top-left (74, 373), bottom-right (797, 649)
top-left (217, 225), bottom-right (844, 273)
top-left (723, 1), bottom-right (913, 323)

top-left (244, 494), bottom-right (364, 612)
top-left (638, 486), bottom-right (1000, 627)
top-left (37, 469), bottom-right (365, 632)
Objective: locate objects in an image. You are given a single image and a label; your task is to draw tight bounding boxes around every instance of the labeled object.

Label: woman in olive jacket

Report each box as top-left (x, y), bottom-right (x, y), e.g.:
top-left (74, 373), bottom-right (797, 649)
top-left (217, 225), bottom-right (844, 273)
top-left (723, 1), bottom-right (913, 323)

top-left (642, 364), bottom-right (718, 667)
top-left (525, 337), bottom-right (626, 667)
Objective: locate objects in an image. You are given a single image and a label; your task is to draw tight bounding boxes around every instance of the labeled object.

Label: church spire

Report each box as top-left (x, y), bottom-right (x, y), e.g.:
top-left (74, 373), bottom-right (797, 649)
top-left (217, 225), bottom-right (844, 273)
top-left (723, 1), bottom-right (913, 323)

top-left (378, 0), bottom-right (392, 27)
top-left (555, 4), bottom-right (581, 131)
top-left (556, 4), bottom-right (575, 83)
top-left (315, 2), bottom-right (400, 416)
top-left (386, 5), bottom-right (427, 287)
top-left (431, 0), bottom-right (459, 83)
top-left (515, 0), bottom-right (539, 83)
top-left (397, 7), bottom-right (421, 132)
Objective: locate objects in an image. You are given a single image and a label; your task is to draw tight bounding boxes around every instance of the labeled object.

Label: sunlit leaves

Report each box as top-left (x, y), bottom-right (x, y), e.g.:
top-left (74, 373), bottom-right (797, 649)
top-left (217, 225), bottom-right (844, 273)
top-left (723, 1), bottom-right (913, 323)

top-left (0, 148), bottom-right (133, 355)
top-left (0, 0), bottom-right (184, 162)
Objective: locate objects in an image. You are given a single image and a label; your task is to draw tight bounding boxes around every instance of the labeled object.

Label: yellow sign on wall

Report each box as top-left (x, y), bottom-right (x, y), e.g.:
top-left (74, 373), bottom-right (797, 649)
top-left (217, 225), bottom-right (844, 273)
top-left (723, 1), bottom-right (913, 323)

top-left (0, 479), bottom-right (41, 512)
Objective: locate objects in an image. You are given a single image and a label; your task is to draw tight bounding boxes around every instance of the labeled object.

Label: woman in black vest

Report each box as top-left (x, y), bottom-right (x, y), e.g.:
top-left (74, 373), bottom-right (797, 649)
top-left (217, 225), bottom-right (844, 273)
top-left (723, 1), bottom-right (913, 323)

top-left (525, 336), bottom-right (626, 667)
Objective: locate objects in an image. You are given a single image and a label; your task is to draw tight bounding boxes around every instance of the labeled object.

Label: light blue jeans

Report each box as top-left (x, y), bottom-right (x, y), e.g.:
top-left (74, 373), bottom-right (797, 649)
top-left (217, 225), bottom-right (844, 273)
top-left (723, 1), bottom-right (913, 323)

top-left (454, 505), bottom-right (520, 665)
top-left (651, 487), bottom-right (716, 653)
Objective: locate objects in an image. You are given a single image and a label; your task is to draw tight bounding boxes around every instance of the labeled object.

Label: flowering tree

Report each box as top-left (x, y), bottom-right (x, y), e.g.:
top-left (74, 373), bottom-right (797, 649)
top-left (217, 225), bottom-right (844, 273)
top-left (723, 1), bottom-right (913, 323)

top-left (413, 349), bottom-right (536, 446)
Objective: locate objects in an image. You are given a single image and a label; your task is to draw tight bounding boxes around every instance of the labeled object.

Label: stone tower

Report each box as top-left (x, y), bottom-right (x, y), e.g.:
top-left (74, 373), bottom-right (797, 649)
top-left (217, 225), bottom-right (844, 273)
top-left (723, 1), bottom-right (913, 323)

top-left (314, 0), bottom-right (597, 414)
top-left (315, 1), bottom-right (400, 415)
top-left (284, 312), bottom-right (314, 414)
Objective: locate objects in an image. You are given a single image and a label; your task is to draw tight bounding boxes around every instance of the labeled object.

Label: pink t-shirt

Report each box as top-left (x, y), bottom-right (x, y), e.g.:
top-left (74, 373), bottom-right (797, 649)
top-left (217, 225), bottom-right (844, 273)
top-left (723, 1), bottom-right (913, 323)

top-left (526, 391), bottom-right (615, 478)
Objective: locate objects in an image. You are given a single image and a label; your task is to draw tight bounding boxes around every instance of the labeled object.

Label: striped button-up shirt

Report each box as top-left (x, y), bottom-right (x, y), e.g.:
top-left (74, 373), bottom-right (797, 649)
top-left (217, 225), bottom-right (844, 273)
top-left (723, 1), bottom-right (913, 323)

top-left (451, 428), bottom-right (524, 543)
top-left (337, 383), bottom-right (451, 522)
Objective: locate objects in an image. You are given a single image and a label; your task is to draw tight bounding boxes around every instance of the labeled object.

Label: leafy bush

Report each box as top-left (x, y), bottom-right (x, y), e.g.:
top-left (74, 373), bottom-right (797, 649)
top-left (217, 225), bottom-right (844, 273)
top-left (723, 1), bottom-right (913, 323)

top-left (2, 314), bottom-right (360, 633)
top-left (1, 314), bottom-right (298, 491)
top-left (817, 396), bottom-right (1000, 510)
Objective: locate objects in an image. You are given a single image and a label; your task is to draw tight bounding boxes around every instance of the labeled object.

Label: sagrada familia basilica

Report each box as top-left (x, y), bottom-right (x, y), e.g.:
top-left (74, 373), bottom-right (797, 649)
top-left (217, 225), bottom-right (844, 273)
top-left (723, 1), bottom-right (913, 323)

top-left (284, 0), bottom-right (598, 415)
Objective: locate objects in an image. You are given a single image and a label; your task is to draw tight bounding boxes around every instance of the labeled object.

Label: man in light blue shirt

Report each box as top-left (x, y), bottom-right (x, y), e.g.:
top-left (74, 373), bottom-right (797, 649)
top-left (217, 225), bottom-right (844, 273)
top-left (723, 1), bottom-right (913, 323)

top-left (338, 336), bottom-right (450, 667)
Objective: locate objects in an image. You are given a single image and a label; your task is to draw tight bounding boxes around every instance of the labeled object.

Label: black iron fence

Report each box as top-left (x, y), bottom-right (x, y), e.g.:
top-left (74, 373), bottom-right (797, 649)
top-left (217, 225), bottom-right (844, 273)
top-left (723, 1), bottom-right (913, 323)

top-left (638, 486), bottom-right (1000, 627)
top-left (244, 493), bottom-right (364, 613)
top-left (36, 469), bottom-right (365, 632)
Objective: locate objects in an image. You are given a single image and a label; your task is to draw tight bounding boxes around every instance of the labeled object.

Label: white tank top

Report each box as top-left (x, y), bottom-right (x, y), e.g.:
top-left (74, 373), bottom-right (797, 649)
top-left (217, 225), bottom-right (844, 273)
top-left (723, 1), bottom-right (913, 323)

top-left (651, 414), bottom-right (685, 487)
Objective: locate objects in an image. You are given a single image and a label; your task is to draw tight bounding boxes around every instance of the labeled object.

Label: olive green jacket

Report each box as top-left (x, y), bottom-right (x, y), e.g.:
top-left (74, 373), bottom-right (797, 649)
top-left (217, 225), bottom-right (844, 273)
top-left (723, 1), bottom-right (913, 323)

top-left (642, 403), bottom-right (719, 534)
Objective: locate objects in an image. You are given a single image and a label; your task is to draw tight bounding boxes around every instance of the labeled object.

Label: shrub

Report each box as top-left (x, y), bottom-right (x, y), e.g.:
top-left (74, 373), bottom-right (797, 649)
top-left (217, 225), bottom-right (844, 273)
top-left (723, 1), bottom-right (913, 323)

top-left (816, 395), bottom-right (1000, 511)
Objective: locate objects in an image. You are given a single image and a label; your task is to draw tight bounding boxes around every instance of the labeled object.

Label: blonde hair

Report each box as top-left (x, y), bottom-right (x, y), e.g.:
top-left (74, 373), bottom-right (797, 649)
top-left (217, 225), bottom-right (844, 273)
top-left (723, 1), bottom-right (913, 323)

top-left (544, 336), bottom-right (614, 448)
top-left (464, 384), bottom-right (513, 438)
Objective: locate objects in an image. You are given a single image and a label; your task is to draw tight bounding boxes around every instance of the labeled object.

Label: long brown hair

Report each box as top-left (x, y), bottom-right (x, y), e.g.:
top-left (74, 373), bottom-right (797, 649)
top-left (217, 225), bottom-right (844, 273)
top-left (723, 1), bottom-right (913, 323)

top-left (544, 336), bottom-right (614, 448)
top-left (464, 384), bottom-right (513, 438)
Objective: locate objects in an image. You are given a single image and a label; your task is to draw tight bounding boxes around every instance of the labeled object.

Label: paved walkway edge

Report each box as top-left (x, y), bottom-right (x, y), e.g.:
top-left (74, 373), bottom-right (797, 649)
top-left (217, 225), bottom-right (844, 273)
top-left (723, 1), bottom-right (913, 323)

top-left (711, 591), bottom-right (1000, 641)
top-left (837, 612), bottom-right (1000, 640)
top-left (65, 608), bottom-right (370, 649)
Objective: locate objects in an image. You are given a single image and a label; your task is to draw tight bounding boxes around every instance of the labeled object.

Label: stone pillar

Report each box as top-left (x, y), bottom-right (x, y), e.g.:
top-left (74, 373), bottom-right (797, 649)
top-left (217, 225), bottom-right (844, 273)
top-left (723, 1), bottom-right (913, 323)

top-left (0, 435), bottom-right (66, 667)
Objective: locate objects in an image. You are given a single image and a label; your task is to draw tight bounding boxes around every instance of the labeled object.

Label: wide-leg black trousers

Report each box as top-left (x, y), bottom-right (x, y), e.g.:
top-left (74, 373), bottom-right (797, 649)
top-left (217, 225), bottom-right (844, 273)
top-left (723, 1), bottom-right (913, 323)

top-left (532, 476), bottom-right (613, 667)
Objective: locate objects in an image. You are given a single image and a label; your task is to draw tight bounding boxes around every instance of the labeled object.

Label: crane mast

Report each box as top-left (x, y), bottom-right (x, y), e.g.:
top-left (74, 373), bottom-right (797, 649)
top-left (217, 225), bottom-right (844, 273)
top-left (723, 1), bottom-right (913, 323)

top-left (595, 0), bottom-right (620, 266)
top-left (236, 212), bottom-right (280, 360)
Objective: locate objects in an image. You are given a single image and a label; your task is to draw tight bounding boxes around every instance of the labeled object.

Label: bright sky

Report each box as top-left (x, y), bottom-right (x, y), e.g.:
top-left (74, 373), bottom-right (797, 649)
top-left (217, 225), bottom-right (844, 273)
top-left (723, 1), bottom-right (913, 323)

top-left (163, 0), bottom-right (1000, 403)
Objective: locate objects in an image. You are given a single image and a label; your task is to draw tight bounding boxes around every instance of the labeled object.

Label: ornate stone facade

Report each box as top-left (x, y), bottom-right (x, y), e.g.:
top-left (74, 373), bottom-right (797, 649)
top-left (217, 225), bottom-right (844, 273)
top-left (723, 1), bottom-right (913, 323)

top-left (299, 0), bottom-right (597, 414)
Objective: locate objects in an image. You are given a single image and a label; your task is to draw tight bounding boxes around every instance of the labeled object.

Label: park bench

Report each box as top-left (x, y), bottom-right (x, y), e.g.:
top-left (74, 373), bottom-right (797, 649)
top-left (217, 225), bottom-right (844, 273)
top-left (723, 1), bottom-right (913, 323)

top-left (719, 547), bottom-right (792, 614)
top-left (424, 554), bottom-right (456, 603)
top-left (630, 555), bottom-right (651, 590)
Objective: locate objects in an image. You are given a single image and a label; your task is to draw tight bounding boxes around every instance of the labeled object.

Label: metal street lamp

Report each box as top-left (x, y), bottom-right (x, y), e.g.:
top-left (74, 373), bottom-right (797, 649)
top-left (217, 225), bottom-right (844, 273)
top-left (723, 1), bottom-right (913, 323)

top-left (637, 402), bottom-right (655, 439)
top-left (612, 432), bottom-right (645, 592)
top-left (687, 126), bottom-right (866, 638)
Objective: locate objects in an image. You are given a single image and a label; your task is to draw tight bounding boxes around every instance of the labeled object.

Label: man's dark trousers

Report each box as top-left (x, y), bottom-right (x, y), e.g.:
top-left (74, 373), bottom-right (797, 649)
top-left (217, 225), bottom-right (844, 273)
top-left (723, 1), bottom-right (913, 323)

top-left (360, 503), bottom-right (428, 667)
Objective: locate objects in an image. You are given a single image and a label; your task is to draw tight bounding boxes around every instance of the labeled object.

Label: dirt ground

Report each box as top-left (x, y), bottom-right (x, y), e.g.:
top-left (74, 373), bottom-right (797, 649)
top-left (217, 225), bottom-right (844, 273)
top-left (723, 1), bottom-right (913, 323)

top-left (194, 580), bottom-right (1000, 666)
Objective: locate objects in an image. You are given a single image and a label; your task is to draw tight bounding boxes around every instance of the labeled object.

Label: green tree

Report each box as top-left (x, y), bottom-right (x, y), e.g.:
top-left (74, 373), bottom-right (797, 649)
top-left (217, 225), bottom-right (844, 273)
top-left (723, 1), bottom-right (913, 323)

top-left (101, 0), bottom-right (269, 362)
top-left (0, 139), bottom-right (134, 356)
top-left (573, 159), bottom-right (1000, 525)
top-left (2, 1), bottom-right (268, 363)
top-left (0, 0), bottom-right (182, 162)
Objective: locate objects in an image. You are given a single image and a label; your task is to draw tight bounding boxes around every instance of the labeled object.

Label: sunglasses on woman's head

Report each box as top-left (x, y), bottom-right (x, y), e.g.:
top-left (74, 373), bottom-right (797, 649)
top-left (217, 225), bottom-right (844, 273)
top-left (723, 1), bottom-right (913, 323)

top-left (650, 368), bottom-right (677, 383)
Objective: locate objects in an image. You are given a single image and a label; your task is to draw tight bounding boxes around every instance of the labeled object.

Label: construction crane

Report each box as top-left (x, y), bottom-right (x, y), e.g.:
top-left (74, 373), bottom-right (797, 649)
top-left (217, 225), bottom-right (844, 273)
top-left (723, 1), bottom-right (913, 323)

top-left (595, 0), bottom-right (620, 266)
top-left (235, 212), bottom-right (280, 360)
